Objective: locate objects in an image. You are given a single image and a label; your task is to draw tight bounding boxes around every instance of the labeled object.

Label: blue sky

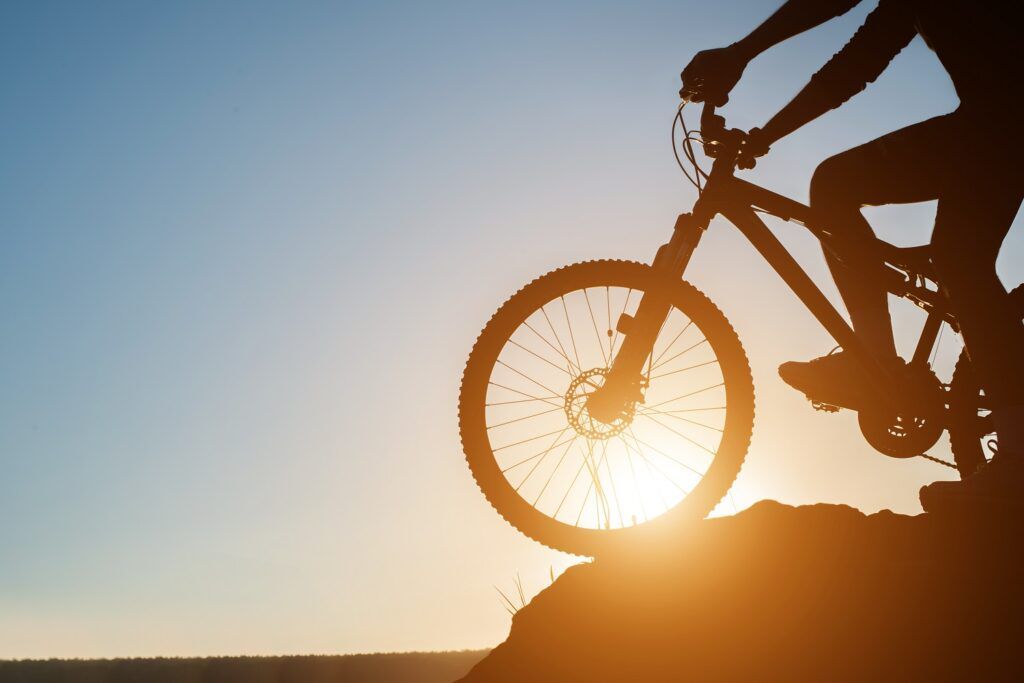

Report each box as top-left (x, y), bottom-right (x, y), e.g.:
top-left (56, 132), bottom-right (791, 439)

top-left (2, 0), bottom-right (1020, 658)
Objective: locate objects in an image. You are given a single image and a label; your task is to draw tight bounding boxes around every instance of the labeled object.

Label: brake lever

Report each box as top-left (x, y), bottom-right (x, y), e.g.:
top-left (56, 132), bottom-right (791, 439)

top-left (700, 113), bottom-right (728, 149)
top-left (704, 125), bottom-right (746, 160)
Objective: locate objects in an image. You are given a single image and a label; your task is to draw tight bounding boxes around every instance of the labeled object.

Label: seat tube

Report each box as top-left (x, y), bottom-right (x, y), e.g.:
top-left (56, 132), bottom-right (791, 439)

top-left (910, 310), bottom-right (943, 368)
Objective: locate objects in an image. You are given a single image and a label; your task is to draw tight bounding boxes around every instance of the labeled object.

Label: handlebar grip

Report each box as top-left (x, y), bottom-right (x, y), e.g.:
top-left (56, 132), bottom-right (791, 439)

top-left (699, 102), bottom-right (717, 130)
top-left (699, 102), bottom-right (727, 144)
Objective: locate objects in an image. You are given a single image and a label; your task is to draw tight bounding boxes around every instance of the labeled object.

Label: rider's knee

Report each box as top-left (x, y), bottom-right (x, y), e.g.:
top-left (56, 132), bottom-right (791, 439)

top-left (809, 155), bottom-right (857, 211)
top-left (810, 154), bottom-right (876, 249)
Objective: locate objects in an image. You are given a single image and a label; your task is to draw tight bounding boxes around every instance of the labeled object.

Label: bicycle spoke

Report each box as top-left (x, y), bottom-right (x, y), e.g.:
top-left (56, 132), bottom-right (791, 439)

top-left (630, 421), bottom-right (712, 471)
top-left (493, 426), bottom-right (568, 453)
top-left (621, 430), bottom-right (674, 509)
top-left (506, 337), bottom-right (573, 377)
top-left (637, 406), bottom-right (723, 433)
top-left (554, 447), bottom-right (590, 519)
top-left (487, 381), bottom-right (562, 408)
top-left (583, 288), bottom-right (609, 367)
top-left (524, 320), bottom-right (579, 374)
top-left (621, 436), bottom-right (648, 523)
top-left (576, 439), bottom-right (611, 528)
top-left (487, 396), bottom-right (561, 407)
top-left (653, 405), bottom-right (726, 413)
top-left (651, 337), bottom-right (708, 373)
top-left (487, 404), bottom-right (565, 430)
top-left (646, 382), bottom-right (725, 410)
top-left (501, 432), bottom-right (578, 473)
top-left (651, 320), bottom-right (693, 368)
top-left (560, 296), bottom-right (583, 371)
top-left (608, 288), bottom-right (633, 359)
top-left (540, 305), bottom-right (580, 374)
top-left (605, 286), bottom-right (613, 361)
top-left (601, 439), bottom-right (624, 528)
top-left (627, 428), bottom-right (709, 480)
top-left (640, 463), bottom-right (673, 515)
top-left (591, 440), bottom-right (611, 528)
top-left (646, 312), bottom-right (672, 381)
top-left (532, 435), bottom-right (580, 506)
top-left (576, 441), bottom-right (598, 527)
top-left (513, 426), bottom-right (572, 491)
top-left (638, 451), bottom-right (684, 508)
top-left (495, 359), bottom-right (565, 402)
top-left (642, 411), bottom-right (719, 458)
top-left (625, 426), bottom-right (689, 491)
top-left (649, 357), bottom-right (719, 381)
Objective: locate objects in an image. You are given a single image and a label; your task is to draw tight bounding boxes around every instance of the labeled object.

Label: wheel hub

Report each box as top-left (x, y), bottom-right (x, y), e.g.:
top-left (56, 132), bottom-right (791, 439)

top-left (564, 368), bottom-right (639, 439)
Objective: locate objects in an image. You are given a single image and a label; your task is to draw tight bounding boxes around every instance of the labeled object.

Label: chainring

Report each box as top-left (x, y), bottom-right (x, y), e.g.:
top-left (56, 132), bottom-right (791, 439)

top-left (857, 367), bottom-right (945, 459)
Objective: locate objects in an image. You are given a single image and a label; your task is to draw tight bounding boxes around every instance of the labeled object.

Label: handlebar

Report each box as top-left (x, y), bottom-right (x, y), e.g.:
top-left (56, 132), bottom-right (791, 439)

top-left (694, 101), bottom-right (761, 169)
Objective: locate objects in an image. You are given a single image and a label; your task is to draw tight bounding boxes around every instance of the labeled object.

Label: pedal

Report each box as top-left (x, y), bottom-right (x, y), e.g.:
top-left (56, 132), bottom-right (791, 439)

top-left (810, 398), bottom-right (840, 413)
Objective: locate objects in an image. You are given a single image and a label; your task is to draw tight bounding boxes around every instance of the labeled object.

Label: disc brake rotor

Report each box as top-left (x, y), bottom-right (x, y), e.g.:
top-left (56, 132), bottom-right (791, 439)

top-left (564, 368), bottom-right (638, 439)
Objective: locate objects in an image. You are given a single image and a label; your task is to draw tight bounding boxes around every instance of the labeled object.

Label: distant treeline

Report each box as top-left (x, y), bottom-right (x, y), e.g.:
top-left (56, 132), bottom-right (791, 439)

top-left (0, 650), bottom-right (488, 683)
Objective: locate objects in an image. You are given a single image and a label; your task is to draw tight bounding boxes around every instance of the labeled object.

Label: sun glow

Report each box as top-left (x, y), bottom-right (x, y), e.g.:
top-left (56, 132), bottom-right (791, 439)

top-left (483, 283), bottom-right (728, 531)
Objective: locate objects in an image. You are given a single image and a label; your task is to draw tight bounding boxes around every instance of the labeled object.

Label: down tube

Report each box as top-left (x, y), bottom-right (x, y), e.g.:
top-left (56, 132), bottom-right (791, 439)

top-left (720, 206), bottom-right (886, 377)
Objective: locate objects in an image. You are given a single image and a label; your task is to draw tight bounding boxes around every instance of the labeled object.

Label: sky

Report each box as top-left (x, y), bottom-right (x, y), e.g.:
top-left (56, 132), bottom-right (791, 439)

top-left (3, 0), bottom-right (1022, 660)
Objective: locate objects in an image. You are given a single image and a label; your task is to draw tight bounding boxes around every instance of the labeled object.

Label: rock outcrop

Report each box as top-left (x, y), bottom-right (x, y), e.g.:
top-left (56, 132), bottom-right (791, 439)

top-left (462, 501), bottom-right (1024, 682)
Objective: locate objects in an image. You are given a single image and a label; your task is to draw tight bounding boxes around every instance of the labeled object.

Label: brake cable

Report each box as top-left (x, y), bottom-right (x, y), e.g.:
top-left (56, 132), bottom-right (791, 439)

top-left (672, 102), bottom-right (709, 194)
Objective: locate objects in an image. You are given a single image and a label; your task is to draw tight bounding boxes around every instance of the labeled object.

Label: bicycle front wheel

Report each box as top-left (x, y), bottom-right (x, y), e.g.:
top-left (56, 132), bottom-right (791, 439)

top-left (459, 260), bottom-right (755, 556)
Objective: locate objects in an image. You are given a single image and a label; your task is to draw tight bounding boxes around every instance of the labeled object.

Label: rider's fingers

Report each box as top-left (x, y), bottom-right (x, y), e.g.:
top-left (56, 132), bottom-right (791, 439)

top-left (708, 92), bottom-right (729, 107)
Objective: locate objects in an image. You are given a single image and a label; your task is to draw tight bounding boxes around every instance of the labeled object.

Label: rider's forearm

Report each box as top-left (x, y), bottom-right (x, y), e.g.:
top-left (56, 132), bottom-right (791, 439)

top-left (759, 92), bottom-right (835, 145)
top-left (732, 0), bottom-right (861, 61)
top-left (759, 0), bottom-right (916, 146)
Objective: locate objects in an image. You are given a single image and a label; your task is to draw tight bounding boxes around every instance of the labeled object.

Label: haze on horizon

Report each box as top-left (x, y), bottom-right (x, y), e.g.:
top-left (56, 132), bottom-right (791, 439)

top-left (3, 0), bottom-right (1022, 659)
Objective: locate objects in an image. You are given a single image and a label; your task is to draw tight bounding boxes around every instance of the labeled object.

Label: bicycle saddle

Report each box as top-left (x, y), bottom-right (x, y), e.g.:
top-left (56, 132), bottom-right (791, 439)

top-left (879, 242), bottom-right (936, 280)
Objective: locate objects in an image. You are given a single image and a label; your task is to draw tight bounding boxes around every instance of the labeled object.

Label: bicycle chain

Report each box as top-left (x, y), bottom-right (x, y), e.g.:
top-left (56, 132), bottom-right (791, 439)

top-left (917, 451), bottom-right (958, 470)
top-left (811, 399), bottom-right (958, 470)
top-left (811, 401), bottom-right (954, 471)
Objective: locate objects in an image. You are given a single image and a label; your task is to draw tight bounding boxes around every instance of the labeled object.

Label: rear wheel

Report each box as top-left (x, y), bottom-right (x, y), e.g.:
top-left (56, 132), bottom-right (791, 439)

top-left (947, 284), bottom-right (1024, 477)
top-left (459, 260), bottom-right (755, 556)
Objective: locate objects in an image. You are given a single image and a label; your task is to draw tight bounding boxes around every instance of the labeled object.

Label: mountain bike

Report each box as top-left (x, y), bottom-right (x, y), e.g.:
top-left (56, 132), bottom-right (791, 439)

top-left (458, 101), bottom-right (1022, 556)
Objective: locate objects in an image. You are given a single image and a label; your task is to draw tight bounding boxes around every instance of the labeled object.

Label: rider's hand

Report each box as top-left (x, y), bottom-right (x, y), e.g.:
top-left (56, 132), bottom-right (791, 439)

top-left (679, 44), bottom-right (748, 106)
top-left (737, 127), bottom-right (771, 170)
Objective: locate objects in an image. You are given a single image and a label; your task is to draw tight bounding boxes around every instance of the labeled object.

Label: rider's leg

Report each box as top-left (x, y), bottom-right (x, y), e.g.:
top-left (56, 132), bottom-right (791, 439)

top-left (807, 116), bottom-right (962, 358)
top-left (781, 115), bottom-right (958, 406)
top-left (809, 155), bottom-right (898, 359)
top-left (919, 190), bottom-right (1024, 510)
top-left (918, 118), bottom-right (1024, 511)
top-left (930, 186), bottom-right (1024, 453)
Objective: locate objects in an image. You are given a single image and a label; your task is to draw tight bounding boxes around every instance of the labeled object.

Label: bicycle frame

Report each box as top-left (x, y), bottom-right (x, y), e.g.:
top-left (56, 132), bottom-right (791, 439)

top-left (599, 151), bottom-right (954, 417)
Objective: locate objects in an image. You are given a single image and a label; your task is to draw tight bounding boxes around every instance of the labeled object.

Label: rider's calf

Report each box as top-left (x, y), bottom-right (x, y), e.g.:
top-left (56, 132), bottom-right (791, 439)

top-left (808, 151), bottom-right (897, 357)
top-left (931, 188), bottom-right (1024, 416)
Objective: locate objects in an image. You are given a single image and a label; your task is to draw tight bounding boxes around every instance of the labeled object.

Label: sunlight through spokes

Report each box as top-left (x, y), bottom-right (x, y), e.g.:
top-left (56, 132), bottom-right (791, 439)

top-left (484, 285), bottom-right (727, 530)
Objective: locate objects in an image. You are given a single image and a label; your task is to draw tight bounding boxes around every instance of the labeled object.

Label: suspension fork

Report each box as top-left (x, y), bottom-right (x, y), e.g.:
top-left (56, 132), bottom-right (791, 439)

top-left (617, 212), bottom-right (708, 364)
top-left (586, 212), bottom-right (709, 422)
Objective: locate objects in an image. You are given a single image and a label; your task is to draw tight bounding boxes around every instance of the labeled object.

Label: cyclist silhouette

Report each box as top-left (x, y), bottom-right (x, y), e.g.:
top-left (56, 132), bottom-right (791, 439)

top-left (681, 0), bottom-right (1024, 511)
